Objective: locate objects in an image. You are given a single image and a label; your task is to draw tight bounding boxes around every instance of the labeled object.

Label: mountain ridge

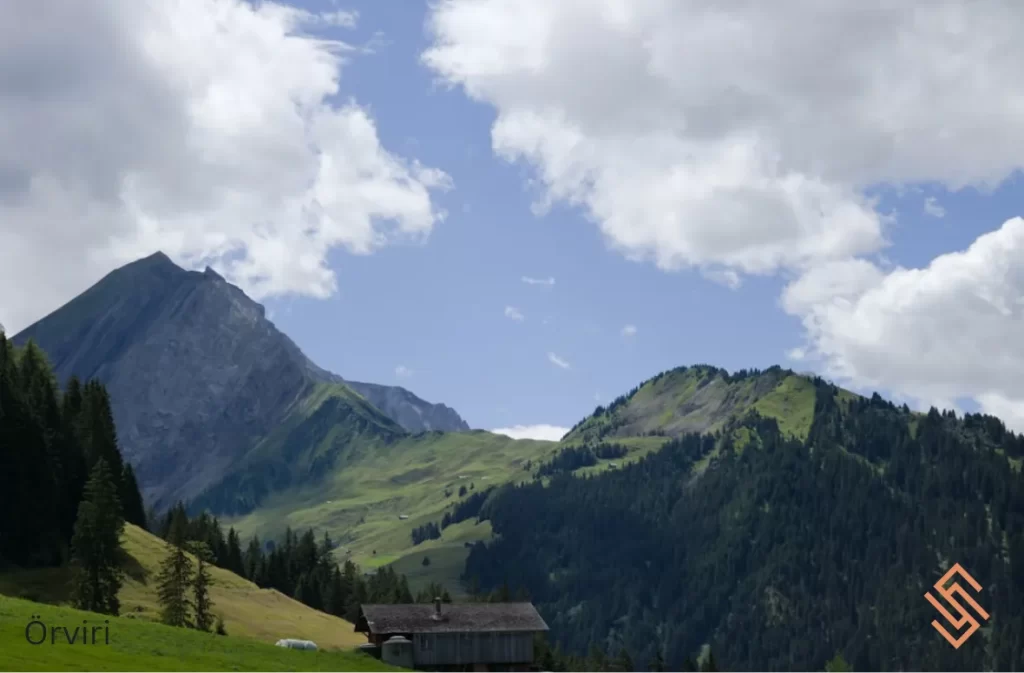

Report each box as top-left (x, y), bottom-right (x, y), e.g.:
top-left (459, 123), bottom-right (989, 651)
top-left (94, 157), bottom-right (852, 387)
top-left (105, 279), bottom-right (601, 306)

top-left (12, 252), bottom-right (470, 509)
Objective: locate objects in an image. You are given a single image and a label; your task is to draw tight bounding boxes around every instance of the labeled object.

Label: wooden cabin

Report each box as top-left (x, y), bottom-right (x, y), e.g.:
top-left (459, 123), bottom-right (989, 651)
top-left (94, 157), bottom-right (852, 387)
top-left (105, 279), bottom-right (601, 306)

top-left (355, 599), bottom-right (550, 671)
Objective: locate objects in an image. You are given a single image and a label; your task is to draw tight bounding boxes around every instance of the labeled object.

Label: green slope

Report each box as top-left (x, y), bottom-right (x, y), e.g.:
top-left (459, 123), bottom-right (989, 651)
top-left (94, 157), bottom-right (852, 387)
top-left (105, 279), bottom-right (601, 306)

top-left (0, 594), bottom-right (396, 672)
top-left (0, 525), bottom-right (367, 651)
top-left (564, 364), bottom-right (819, 444)
top-left (461, 380), bottom-right (1024, 671)
top-left (225, 430), bottom-right (557, 591)
top-left (191, 381), bottom-right (407, 515)
top-left (221, 365), bottom-right (825, 594)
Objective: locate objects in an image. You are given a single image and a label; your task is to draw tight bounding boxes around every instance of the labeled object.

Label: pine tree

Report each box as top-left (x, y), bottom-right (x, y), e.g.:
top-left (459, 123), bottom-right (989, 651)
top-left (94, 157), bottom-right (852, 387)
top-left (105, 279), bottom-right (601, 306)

top-left (69, 458), bottom-right (125, 615)
top-left (156, 524), bottom-right (194, 628)
top-left (225, 527), bottom-right (245, 577)
top-left (119, 463), bottom-right (147, 528)
top-left (325, 565), bottom-right (347, 617)
top-left (190, 541), bottom-right (215, 632)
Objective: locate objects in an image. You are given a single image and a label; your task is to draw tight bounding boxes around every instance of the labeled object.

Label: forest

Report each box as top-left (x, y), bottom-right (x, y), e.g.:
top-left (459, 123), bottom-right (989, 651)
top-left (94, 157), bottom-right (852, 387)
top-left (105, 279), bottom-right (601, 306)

top-left (0, 333), bottom-right (148, 614)
top-left (0, 334), bottom-right (147, 569)
top-left (463, 382), bottom-right (1024, 671)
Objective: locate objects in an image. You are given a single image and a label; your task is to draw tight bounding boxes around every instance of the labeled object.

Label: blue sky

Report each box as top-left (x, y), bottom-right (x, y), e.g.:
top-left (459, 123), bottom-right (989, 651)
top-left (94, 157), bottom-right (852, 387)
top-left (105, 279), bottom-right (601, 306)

top-left (260, 1), bottom-right (1024, 433)
top-left (5, 0), bottom-right (1024, 437)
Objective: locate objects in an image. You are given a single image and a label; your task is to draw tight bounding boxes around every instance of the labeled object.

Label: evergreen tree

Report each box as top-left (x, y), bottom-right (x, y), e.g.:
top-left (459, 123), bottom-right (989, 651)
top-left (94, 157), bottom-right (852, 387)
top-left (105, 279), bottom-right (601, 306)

top-left (69, 458), bottom-right (125, 615)
top-left (825, 653), bottom-right (852, 672)
top-left (119, 463), bottom-right (147, 528)
top-left (190, 541), bottom-right (215, 632)
top-left (156, 524), bottom-right (194, 628)
top-left (225, 527), bottom-right (245, 577)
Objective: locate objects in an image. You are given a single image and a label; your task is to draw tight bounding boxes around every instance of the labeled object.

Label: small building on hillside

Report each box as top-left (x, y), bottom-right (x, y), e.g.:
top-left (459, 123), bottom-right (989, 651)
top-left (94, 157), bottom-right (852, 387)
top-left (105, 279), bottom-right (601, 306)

top-left (355, 599), bottom-right (549, 671)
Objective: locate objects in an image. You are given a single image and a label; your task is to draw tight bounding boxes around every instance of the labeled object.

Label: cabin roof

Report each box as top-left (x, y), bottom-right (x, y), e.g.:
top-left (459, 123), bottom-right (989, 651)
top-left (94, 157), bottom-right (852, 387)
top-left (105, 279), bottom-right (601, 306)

top-left (355, 602), bottom-right (549, 635)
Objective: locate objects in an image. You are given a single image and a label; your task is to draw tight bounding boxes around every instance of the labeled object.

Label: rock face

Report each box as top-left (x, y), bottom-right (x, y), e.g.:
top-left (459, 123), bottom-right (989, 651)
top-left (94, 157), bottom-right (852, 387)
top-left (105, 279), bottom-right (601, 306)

top-left (13, 252), bottom-right (470, 509)
top-left (346, 381), bottom-right (470, 433)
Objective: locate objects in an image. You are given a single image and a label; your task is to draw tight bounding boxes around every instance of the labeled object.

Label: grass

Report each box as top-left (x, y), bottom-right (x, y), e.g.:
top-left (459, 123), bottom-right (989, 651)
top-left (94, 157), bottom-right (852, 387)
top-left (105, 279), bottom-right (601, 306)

top-left (0, 594), bottom-right (398, 672)
top-left (386, 520), bottom-right (495, 599)
top-left (211, 367), bottom-right (824, 593)
top-left (226, 430), bottom-right (555, 591)
top-left (224, 368), bottom-right (822, 592)
top-left (0, 525), bottom-right (366, 651)
top-left (752, 374), bottom-right (817, 440)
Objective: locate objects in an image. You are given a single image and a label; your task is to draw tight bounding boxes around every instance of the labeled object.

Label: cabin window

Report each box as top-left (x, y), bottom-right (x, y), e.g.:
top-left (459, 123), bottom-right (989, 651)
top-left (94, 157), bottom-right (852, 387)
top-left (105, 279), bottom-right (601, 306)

top-left (419, 635), bottom-right (432, 651)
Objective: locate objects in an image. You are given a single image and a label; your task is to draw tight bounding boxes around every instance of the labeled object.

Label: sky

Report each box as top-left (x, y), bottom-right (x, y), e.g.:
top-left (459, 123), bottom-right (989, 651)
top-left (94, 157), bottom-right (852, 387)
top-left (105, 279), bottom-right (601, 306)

top-left (3, 1), bottom-right (1024, 439)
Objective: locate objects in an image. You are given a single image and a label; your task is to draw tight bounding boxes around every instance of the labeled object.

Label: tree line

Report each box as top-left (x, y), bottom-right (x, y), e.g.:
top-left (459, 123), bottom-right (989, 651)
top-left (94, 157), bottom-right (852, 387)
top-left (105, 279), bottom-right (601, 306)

top-left (0, 334), bottom-right (147, 616)
top-left (462, 379), bottom-right (1024, 671)
top-left (536, 443), bottom-right (630, 477)
top-left (154, 503), bottom-right (441, 623)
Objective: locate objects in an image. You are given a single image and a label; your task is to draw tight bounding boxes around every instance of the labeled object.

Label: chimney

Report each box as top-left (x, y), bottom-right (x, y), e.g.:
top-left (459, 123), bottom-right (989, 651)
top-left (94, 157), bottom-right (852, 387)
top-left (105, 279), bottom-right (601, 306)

top-left (433, 597), bottom-right (442, 619)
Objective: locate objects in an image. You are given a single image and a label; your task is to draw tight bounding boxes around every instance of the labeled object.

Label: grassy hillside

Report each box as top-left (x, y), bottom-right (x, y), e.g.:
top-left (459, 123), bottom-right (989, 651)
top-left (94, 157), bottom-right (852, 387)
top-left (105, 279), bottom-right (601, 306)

top-left (226, 430), bottom-right (556, 587)
top-left (565, 364), bottom-right (819, 444)
top-left (191, 381), bottom-right (407, 516)
top-left (463, 382), bottom-right (1024, 671)
top-left (223, 366), bottom-right (823, 594)
top-left (0, 525), bottom-right (365, 651)
top-left (0, 594), bottom-right (396, 672)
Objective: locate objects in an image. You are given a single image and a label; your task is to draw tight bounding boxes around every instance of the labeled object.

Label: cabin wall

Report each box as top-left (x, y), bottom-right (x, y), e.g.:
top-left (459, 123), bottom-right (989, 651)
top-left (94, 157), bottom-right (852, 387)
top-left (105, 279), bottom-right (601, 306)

top-left (412, 631), bottom-right (535, 667)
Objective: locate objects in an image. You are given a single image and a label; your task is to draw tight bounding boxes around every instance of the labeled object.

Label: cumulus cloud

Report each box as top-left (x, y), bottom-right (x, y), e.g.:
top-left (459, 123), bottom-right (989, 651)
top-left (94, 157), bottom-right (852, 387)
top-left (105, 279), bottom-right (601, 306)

top-left (395, 365), bottom-right (413, 378)
top-left (784, 218), bottom-right (1024, 430)
top-left (318, 9), bottom-right (358, 28)
top-left (522, 275), bottom-right (555, 286)
top-left (547, 352), bottom-right (570, 369)
top-left (504, 305), bottom-right (525, 321)
top-left (923, 197), bottom-right (946, 218)
top-left (621, 324), bottom-right (637, 338)
top-left (424, 0), bottom-right (1024, 279)
top-left (424, 0), bottom-right (1024, 430)
top-left (0, 0), bottom-right (449, 334)
top-left (492, 424), bottom-right (568, 441)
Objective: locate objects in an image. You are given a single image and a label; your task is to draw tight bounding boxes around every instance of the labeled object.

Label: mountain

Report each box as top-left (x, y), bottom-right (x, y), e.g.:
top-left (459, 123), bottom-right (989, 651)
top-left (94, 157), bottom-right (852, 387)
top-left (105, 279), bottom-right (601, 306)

top-left (459, 367), bottom-right (1024, 671)
top-left (563, 363), bottom-right (817, 444)
top-left (345, 380), bottom-right (469, 433)
top-left (12, 252), bottom-right (469, 509)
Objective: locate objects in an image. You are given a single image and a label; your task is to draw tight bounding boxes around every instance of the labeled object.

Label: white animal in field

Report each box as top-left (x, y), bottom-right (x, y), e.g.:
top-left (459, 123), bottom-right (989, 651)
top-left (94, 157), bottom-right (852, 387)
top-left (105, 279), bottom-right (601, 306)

top-left (275, 639), bottom-right (318, 651)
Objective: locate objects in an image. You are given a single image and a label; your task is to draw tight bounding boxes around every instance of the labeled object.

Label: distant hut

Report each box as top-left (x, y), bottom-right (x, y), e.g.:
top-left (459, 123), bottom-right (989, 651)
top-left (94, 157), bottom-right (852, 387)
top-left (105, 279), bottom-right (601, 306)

top-left (355, 599), bottom-right (549, 671)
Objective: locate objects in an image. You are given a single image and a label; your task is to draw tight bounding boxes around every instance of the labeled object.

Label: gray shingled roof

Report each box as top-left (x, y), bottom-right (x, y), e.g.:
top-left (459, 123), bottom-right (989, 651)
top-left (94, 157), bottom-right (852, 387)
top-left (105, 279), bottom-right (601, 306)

top-left (356, 602), bottom-right (550, 635)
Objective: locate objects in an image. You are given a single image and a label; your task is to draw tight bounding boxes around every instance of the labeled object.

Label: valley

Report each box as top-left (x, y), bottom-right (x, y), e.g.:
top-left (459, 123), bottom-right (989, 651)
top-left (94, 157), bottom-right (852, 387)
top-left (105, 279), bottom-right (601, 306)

top-left (5, 255), bottom-right (1024, 671)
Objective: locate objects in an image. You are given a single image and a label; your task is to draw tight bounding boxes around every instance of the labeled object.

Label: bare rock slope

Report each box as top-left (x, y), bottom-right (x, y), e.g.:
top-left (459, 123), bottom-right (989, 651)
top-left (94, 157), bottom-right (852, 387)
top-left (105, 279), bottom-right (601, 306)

top-left (13, 252), bottom-right (469, 509)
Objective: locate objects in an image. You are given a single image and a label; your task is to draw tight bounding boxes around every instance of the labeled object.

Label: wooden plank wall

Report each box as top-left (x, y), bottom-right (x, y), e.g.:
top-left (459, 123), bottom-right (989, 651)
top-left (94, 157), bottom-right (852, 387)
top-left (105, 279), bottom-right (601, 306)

top-left (412, 631), bottom-right (535, 666)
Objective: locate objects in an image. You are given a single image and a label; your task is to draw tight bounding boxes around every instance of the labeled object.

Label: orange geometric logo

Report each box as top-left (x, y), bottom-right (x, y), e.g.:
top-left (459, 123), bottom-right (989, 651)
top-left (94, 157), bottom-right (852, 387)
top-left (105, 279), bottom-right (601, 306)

top-left (924, 563), bottom-right (989, 649)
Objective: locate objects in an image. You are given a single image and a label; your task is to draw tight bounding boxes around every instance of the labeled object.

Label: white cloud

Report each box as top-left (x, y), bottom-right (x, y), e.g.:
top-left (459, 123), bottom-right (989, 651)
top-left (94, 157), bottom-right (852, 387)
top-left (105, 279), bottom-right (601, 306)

top-left (395, 365), bottom-right (413, 378)
top-left (522, 275), bottom-right (555, 286)
top-left (786, 347), bottom-right (806, 362)
top-left (0, 0), bottom-right (449, 334)
top-left (784, 217), bottom-right (1024, 431)
top-left (621, 324), bottom-right (637, 338)
top-left (547, 352), bottom-right (570, 369)
top-left (423, 1), bottom-right (1024, 433)
top-left (424, 0), bottom-right (1024, 282)
top-left (318, 9), bottom-right (358, 28)
top-left (702, 268), bottom-right (742, 290)
top-left (491, 424), bottom-right (569, 441)
top-left (923, 196), bottom-right (946, 218)
top-left (504, 305), bottom-right (525, 321)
